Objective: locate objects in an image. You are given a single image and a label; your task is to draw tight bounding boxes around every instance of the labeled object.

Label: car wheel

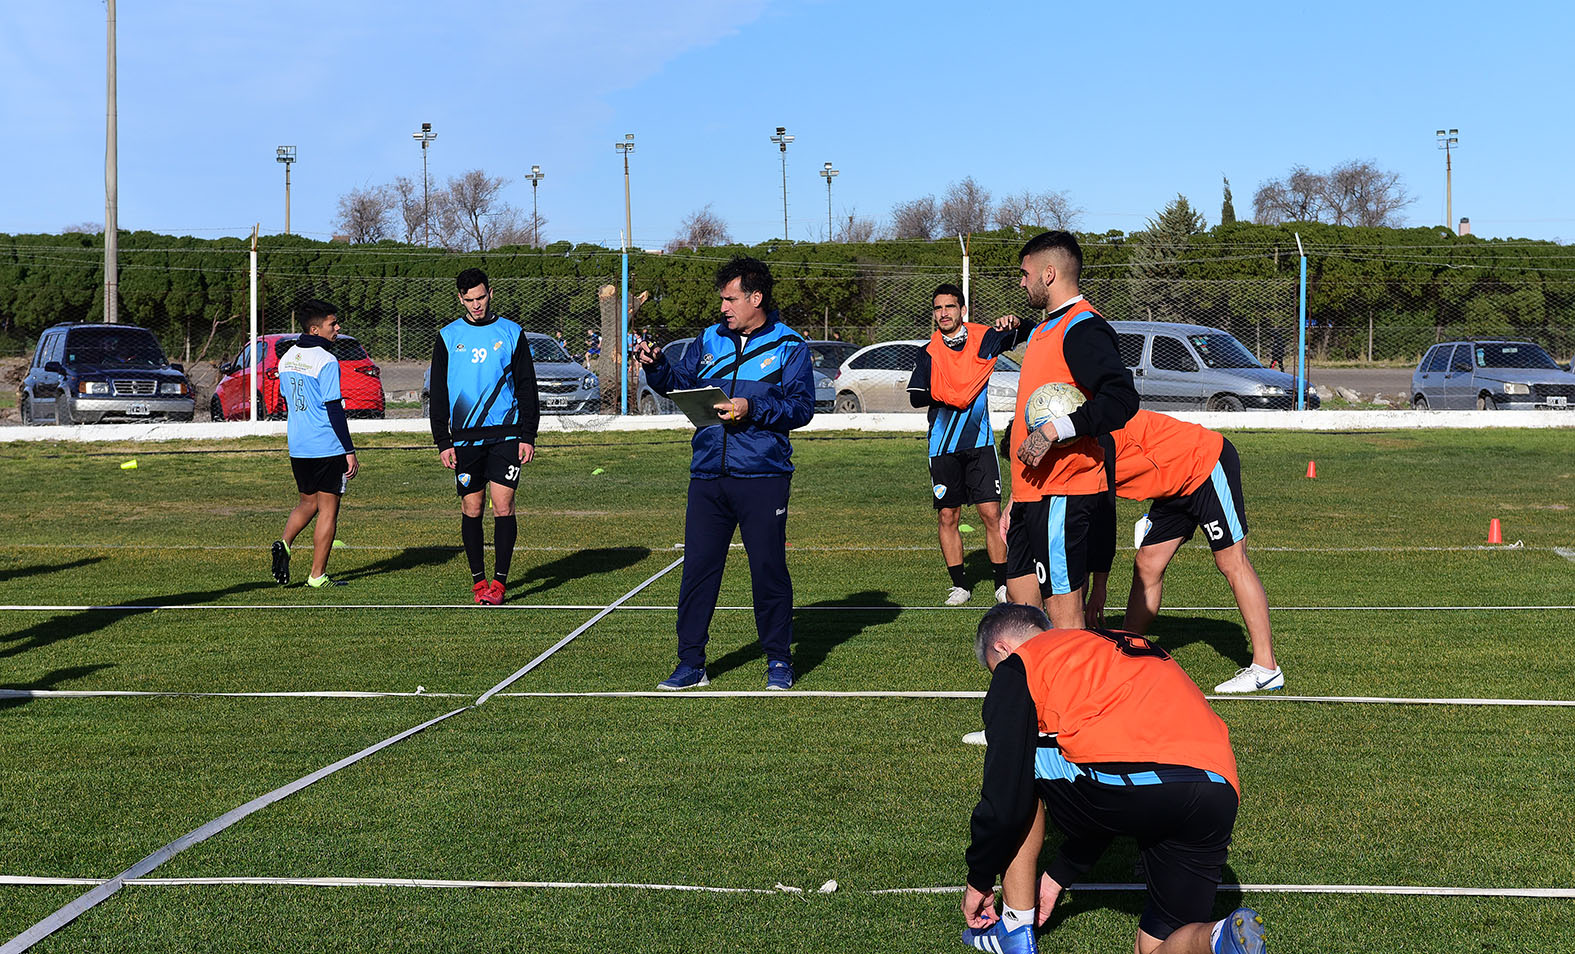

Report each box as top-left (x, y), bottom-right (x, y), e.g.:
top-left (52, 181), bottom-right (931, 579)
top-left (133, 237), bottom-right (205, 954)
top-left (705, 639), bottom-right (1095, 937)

top-left (833, 391), bottom-right (862, 414)
top-left (55, 397), bottom-right (75, 426)
top-left (18, 396), bottom-right (32, 425)
top-left (1413, 394), bottom-right (1429, 410)
top-left (1476, 393), bottom-right (1497, 411)
top-left (258, 390), bottom-right (283, 421)
top-left (1208, 394), bottom-right (1244, 412)
top-left (210, 395), bottom-right (225, 421)
top-left (421, 397), bottom-right (430, 419)
top-left (638, 394), bottom-right (657, 415)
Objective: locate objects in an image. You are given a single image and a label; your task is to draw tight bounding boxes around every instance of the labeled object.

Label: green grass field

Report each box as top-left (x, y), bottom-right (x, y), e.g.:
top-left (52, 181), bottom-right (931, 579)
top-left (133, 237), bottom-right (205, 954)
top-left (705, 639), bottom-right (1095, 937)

top-left (2, 427), bottom-right (1573, 952)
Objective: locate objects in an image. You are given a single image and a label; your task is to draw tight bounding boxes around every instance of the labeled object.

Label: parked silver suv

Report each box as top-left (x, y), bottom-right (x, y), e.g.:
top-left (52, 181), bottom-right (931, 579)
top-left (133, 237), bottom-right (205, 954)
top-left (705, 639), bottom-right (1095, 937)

top-left (1111, 320), bottom-right (1319, 411)
top-left (1411, 339), bottom-right (1575, 410)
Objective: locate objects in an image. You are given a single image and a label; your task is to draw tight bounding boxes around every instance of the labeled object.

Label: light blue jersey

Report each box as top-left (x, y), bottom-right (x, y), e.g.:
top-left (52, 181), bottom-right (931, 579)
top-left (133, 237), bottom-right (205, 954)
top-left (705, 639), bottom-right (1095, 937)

top-left (280, 341), bottom-right (348, 458)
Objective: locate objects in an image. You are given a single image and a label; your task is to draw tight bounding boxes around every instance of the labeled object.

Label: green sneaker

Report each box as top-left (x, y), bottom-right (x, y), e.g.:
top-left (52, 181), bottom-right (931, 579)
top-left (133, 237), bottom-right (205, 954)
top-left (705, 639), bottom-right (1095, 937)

top-left (306, 574), bottom-right (345, 588)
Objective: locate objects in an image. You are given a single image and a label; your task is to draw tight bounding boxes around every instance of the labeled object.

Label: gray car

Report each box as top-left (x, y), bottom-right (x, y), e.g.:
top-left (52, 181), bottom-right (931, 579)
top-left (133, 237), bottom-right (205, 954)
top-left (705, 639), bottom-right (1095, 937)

top-left (636, 337), bottom-right (840, 414)
top-left (422, 331), bottom-right (600, 417)
top-left (1111, 320), bottom-right (1319, 411)
top-left (1411, 339), bottom-right (1575, 410)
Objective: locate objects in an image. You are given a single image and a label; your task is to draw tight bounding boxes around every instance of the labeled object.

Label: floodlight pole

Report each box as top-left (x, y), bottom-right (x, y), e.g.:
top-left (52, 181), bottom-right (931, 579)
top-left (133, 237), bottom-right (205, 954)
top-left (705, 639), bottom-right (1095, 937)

top-left (249, 224), bottom-right (259, 422)
top-left (615, 134), bottom-right (635, 414)
top-left (771, 126), bottom-right (794, 240)
top-left (1295, 232), bottom-right (1307, 411)
top-left (819, 161), bottom-right (838, 240)
top-left (1436, 128), bottom-right (1459, 231)
top-left (524, 164), bottom-right (545, 246)
top-left (959, 234), bottom-right (970, 315)
top-left (412, 122), bottom-right (437, 245)
top-left (276, 146), bottom-right (296, 235)
top-left (104, 0), bottom-right (118, 323)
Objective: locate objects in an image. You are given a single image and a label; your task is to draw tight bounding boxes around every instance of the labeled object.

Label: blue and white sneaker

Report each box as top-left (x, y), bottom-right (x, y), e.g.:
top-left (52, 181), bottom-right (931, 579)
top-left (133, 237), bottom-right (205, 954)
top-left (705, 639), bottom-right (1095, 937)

top-left (765, 660), bottom-right (795, 690)
top-left (657, 664), bottom-right (709, 691)
top-left (961, 920), bottom-right (1037, 954)
top-left (1215, 907), bottom-right (1267, 954)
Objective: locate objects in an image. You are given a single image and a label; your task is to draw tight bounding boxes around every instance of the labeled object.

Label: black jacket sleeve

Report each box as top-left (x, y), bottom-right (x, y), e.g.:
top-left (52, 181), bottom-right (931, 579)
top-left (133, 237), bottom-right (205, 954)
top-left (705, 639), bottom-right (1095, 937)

top-left (325, 399), bottom-right (354, 454)
top-left (512, 337), bottom-right (540, 444)
top-left (906, 348), bottom-right (934, 408)
top-left (429, 335), bottom-right (452, 450)
top-left (976, 314), bottom-right (1039, 359)
top-left (1063, 319), bottom-right (1139, 439)
top-left (965, 655), bottom-right (1041, 892)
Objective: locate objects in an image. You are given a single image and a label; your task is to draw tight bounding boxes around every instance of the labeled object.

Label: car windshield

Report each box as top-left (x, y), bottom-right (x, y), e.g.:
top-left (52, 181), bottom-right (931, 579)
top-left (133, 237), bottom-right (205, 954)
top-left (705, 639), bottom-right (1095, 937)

top-left (809, 343), bottom-right (857, 369)
top-left (275, 337), bottom-right (371, 362)
top-left (1475, 343), bottom-right (1558, 370)
top-left (1187, 333), bottom-right (1262, 369)
top-left (530, 337), bottom-right (573, 363)
top-left (65, 329), bottom-right (167, 367)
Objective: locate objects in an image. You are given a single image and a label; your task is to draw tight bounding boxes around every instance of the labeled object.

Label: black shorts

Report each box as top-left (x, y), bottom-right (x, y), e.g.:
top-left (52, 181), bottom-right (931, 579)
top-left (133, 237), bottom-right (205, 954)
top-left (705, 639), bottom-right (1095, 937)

top-left (1142, 440), bottom-right (1248, 552)
top-left (1005, 493), bottom-right (1114, 596)
top-left (454, 442), bottom-right (522, 497)
top-left (291, 455), bottom-right (349, 496)
top-left (1038, 770), bottom-right (1238, 941)
top-left (928, 446), bottom-right (1001, 510)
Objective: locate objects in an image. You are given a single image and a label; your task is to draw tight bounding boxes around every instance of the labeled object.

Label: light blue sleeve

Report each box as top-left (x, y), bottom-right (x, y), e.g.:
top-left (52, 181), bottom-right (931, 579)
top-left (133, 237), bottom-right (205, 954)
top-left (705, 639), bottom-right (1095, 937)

top-left (320, 359), bottom-right (342, 403)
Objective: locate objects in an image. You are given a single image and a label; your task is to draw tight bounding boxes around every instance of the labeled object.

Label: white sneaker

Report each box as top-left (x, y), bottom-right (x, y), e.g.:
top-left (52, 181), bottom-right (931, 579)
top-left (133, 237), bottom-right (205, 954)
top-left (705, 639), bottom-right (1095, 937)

top-left (962, 730), bottom-right (987, 746)
top-left (1214, 664), bottom-right (1285, 694)
top-left (995, 585), bottom-right (1008, 603)
top-left (945, 586), bottom-right (972, 606)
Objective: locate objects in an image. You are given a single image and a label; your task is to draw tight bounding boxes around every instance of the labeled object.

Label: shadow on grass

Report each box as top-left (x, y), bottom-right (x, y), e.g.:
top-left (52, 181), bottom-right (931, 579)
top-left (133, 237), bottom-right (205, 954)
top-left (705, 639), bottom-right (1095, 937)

top-left (0, 556), bottom-right (107, 585)
top-left (333, 545), bottom-right (461, 584)
top-left (706, 589), bottom-right (903, 682)
top-left (0, 580), bottom-right (275, 659)
top-left (510, 547), bottom-right (654, 598)
top-left (1044, 859), bottom-right (1245, 935)
top-left (0, 663), bottom-right (116, 711)
top-left (1143, 615), bottom-right (1251, 669)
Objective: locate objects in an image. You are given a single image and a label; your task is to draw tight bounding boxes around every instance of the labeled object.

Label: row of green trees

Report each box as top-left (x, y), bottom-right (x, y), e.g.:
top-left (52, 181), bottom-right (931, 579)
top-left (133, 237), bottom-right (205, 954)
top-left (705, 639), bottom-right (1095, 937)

top-left (3, 223), bottom-right (1572, 363)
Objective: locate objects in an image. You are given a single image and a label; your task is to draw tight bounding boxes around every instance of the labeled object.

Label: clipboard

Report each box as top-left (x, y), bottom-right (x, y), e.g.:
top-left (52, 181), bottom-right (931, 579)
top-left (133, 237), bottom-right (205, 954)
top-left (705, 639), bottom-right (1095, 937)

top-left (667, 387), bottom-right (731, 428)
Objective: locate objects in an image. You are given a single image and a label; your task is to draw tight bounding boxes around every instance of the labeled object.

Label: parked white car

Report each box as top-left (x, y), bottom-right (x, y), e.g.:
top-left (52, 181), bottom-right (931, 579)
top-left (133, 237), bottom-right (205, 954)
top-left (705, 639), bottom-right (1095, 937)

top-left (830, 339), bottom-right (1020, 413)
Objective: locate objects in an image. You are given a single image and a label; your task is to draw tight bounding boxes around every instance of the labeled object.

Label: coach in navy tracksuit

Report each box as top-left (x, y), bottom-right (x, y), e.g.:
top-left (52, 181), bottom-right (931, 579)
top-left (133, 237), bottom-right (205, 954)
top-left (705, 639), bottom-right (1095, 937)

top-left (635, 257), bottom-right (816, 691)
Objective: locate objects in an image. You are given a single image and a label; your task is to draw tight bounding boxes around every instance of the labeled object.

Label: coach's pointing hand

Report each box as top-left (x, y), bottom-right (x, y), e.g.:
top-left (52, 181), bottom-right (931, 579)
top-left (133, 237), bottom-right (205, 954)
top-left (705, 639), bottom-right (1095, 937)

top-left (633, 340), bottom-right (662, 366)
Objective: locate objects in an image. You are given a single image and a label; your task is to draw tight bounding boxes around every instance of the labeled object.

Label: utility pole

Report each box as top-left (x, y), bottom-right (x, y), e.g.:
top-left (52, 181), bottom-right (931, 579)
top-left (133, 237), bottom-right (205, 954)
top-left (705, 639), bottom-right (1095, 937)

top-left (615, 134), bottom-right (635, 415)
top-left (1435, 128), bottom-right (1459, 230)
top-left (105, 0), bottom-right (118, 323)
top-left (819, 161), bottom-right (838, 240)
top-left (412, 122), bottom-right (437, 245)
top-left (770, 126), bottom-right (794, 240)
top-left (276, 146), bottom-right (296, 234)
top-left (524, 164), bottom-right (545, 246)
top-left (615, 134), bottom-right (635, 249)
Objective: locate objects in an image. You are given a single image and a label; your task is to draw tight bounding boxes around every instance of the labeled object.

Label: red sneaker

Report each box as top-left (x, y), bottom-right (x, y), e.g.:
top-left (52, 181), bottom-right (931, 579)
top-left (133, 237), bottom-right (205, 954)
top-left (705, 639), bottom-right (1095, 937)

top-left (473, 580), bottom-right (500, 605)
top-left (487, 579), bottom-right (506, 605)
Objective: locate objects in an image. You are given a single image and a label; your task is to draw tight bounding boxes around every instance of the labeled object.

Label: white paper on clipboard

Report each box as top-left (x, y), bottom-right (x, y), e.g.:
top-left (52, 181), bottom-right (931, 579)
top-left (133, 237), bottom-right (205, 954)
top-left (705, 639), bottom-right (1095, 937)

top-left (666, 387), bottom-right (731, 428)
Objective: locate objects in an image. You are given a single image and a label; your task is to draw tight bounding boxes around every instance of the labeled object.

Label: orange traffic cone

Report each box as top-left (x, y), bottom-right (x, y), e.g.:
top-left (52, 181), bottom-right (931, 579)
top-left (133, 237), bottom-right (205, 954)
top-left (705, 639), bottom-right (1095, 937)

top-left (1488, 519), bottom-right (1503, 544)
top-left (1305, 460), bottom-right (1317, 479)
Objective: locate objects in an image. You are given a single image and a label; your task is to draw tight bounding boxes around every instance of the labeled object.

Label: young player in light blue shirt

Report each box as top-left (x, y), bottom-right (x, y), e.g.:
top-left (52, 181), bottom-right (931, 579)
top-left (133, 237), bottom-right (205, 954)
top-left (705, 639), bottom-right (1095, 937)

top-left (271, 299), bottom-right (359, 588)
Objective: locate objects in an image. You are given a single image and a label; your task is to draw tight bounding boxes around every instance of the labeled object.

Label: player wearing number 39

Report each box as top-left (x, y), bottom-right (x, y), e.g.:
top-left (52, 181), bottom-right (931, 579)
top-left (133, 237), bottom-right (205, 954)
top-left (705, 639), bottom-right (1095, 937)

top-left (271, 299), bottom-right (359, 589)
top-left (429, 268), bottom-right (540, 605)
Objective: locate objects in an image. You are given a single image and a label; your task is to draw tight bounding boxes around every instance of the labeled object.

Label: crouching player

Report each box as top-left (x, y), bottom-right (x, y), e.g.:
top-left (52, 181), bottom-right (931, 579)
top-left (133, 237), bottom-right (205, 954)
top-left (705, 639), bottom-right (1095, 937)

top-left (271, 299), bottom-right (358, 588)
top-left (961, 603), bottom-right (1267, 954)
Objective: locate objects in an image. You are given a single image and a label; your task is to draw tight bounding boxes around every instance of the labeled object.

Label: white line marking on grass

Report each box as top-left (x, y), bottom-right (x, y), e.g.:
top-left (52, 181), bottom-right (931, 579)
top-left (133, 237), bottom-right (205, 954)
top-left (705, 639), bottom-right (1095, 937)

top-left (6, 602), bottom-right (1575, 613)
top-left (0, 689), bottom-right (469, 700)
top-left (0, 557), bottom-right (686, 954)
top-left (497, 690), bottom-right (1575, 707)
top-left (1556, 547), bottom-right (1575, 564)
top-left (0, 541), bottom-right (1558, 554)
top-left (2, 874), bottom-right (1569, 899)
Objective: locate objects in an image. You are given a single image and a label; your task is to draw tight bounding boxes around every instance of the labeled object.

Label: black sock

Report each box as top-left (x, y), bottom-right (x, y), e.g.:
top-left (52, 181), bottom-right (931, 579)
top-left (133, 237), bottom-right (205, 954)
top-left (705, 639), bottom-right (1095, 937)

top-left (461, 514), bottom-right (485, 583)
top-left (992, 561), bottom-right (1008, 589)
top-left (947, 563), bottom-right (968, 589)
top-left (493, 515), bottom-right (517, 586)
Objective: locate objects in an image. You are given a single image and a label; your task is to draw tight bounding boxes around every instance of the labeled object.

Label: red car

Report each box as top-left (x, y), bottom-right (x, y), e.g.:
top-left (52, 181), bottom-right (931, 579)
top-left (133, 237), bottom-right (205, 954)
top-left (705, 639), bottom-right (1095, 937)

top-left (212, 333), bottom-right (385, 421)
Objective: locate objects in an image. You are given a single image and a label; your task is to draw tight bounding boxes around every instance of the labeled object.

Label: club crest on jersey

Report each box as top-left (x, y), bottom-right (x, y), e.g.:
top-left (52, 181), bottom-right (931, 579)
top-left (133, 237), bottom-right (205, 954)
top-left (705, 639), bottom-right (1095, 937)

top-left (759, 354), bottom-right (778, 370)
top-left (933, 483), bottom-right (947, 499)
top-left (493, 341), bottom-right (502, 350)
top-left (455, 342), bottom-right (466, 351)
top-left (458, 473), bottom-right (472, 488)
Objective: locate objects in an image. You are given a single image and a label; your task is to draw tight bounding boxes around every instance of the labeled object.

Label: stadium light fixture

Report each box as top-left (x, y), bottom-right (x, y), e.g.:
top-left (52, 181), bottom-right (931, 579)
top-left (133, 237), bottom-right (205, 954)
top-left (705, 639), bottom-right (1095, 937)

top-left (275, 146), bottom-right (296, 235)
top-left (1436, 128), bottom-right (1459, 232)
top-left (525, 164), bottom-right (545, 246)
top-left (412, 122), bottom-right (437, 246)
top-left (819, 161), bottom-right (839, 241)
top-left (770, 125), bottom-right (794, 241)
top-left (615, 134), bottom-right (635, 250)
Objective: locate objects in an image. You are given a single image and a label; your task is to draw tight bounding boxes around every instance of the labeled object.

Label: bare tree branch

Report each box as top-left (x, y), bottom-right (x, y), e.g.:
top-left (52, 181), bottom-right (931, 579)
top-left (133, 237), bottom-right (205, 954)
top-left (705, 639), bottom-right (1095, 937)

top-left (432, 170), bottom-right (515, 252)
top-left (835, 209), bottom-right (877, 243)
top-left (890, 195), bottom-right (939, 240)
top-left (994, 189), bottom-right (1083, 231)
top-left (939, 177), bottom-right (993, 236)
top-left (665, 204), bottom-right (733, 251)
top-left (334, 186), bottom-right (396, 244)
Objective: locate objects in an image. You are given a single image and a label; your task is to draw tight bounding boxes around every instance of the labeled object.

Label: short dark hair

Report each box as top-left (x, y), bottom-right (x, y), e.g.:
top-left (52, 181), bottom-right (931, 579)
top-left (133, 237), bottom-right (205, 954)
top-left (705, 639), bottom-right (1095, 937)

top-left (1018, 230), bottom-right (1083, 282)
top-left (974, 602), bottom-right (1052, 667)
top-left (455, 268), bottom-right (490, 293)
top-left (932, 283), bottom-right (966, 308)
top-left (715, 256), bottom-right (774, 311)
top-left (298, 298), bottom-right (338, 331)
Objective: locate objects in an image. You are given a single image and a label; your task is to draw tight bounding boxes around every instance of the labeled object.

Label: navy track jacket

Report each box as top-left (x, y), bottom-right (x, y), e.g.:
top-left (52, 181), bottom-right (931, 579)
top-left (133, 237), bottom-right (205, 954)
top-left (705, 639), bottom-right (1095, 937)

top-left (646, 313), bottom-right (816, 478)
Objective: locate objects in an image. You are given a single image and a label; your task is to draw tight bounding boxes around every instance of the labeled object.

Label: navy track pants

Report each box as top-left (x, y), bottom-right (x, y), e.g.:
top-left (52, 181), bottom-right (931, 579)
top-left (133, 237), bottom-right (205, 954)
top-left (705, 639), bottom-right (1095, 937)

top-left (676, 475), bottom-right (793, 668)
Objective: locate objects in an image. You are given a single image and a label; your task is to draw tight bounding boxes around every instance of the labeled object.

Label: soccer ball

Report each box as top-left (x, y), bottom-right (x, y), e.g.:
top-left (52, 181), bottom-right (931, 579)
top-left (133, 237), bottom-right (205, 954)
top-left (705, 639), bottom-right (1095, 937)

top-left (1023, 381), bottom-right (1087, 431)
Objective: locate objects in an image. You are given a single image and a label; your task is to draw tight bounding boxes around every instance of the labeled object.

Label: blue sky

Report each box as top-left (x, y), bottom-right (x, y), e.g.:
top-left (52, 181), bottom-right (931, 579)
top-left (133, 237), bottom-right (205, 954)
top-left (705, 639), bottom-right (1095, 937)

top-left (4, 0), bottom-right (1572, 246)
